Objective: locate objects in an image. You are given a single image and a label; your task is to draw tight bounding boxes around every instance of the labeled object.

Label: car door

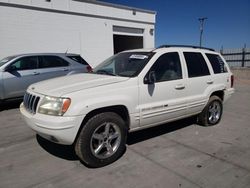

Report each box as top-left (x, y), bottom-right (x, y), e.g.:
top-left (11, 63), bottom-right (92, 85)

top-left (2, 56), bottom-right (39, 98)
top-left (182, 51), bottom-right (213, 115)
top-left (139, 52), bottom-right (187, 127)
top-left (37, 55), bottom-right (71, 80)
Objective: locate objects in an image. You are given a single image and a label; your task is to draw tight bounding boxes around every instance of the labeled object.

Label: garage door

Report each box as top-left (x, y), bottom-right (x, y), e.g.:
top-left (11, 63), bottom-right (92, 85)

top-left (113, 26), bottom-right (144, 54)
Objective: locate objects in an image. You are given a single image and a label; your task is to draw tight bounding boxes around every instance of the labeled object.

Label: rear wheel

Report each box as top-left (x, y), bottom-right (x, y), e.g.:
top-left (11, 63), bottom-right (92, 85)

top-left (75, 112), bottom-right (127, 168)
top-left (198, 96), bottom-right (223, 126)
top-left (0, 100), bottom-right (3, 110)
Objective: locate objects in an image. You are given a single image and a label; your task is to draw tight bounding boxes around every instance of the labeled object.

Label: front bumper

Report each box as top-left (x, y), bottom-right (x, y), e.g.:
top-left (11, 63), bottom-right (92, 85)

top-left (20, 103), bottom-right (84, 145)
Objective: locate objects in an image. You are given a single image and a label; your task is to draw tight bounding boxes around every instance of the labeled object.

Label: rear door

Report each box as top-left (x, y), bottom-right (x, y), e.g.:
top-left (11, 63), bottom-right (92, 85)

top-left (182, 51), bottom-right (213, 115)
top-left (37, 55), bottom-right (71, 80)
top-left (139, 52), bottom-right (187, 127)
top-left (2, 56), bottom-right (39, 98)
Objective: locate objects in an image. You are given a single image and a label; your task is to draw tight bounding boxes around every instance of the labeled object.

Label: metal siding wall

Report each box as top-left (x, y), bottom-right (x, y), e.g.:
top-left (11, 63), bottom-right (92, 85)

top-left (0, 1), bottom-right (155, 67)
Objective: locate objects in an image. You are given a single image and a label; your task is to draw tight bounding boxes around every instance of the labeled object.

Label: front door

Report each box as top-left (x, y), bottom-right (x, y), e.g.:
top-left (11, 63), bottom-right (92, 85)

top-left (2, 56), bottom-right (39, 99)
top-left (139, 52), bottom-right (187, 127)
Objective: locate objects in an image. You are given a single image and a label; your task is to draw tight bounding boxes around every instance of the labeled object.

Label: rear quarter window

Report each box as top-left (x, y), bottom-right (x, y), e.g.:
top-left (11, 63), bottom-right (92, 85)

top-left (67, 55), bottom-right (88, 65)
top-left (206, 53), bottom-right (228, 74)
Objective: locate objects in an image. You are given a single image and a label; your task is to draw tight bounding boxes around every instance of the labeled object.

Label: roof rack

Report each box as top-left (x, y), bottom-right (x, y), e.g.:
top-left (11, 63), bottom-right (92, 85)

top-left (157, 45), bottom-right (215, 51)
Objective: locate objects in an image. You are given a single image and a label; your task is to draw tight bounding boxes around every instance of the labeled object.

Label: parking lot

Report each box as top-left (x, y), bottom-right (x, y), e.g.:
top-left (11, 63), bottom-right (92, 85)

top-left (0, 79), bottom-right (250, 188)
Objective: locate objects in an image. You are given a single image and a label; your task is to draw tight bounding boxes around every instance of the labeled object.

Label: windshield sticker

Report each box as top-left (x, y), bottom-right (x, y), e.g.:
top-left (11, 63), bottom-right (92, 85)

top-left (129, 55), bottom-right (148, 60)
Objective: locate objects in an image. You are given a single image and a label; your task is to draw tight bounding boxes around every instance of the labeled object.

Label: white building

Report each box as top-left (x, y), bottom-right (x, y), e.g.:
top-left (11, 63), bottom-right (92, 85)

top-left (0, 0), bottom-right (156, 67)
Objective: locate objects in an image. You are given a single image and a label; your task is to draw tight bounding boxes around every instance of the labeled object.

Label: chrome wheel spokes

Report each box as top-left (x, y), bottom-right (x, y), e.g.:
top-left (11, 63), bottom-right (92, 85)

top-left (208, 101), bottom-right (221, 124)
top-left (90, 122), bottom-right (121, 159)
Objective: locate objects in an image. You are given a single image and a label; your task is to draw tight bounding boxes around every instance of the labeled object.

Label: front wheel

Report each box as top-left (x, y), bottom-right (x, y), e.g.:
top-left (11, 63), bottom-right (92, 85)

top-left (198, 96), bottom-right (223, 126)
top-left (75, 112), bottom-right (127, 168)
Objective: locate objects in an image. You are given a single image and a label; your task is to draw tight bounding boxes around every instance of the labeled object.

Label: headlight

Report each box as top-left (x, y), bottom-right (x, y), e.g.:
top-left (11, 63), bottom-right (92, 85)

top-left (38, 96), bottom-right (71, 116)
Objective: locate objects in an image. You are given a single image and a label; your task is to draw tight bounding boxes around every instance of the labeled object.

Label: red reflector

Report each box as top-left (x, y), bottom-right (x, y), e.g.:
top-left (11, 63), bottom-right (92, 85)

top-left (231, 75), bottom-right (234, 88)
top-left (86, 65), bottom-right (93, 73)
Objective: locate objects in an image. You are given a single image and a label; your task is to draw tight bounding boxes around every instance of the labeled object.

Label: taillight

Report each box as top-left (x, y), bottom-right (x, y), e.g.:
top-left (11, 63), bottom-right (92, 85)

top-left (86, 65), bottom-right (93, 73)
top-left (231, 75), bottom-right (234, 88)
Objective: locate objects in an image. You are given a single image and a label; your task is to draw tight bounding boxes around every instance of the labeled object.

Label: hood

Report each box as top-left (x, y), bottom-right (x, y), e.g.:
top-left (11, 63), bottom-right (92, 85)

top-left (29, 73), bottom-right (129, 97)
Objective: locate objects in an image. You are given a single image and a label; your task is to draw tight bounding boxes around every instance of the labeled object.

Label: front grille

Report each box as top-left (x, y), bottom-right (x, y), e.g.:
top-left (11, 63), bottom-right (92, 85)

top-left (23, 92), bottom-right (40, 114)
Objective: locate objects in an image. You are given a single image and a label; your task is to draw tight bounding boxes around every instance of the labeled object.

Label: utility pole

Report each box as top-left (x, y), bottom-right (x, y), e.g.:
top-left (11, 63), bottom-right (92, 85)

top-left (198, 17), bottom-right (207, 47)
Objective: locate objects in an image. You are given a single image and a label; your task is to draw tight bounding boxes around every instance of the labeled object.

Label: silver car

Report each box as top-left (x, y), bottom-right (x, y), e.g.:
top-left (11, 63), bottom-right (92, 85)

top-left (0, 53), bottom-right (92, 102)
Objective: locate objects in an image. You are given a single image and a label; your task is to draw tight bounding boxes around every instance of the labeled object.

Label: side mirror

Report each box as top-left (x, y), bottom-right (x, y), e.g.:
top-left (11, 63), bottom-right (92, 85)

top-left (144, 71), bottom-right (156, 84)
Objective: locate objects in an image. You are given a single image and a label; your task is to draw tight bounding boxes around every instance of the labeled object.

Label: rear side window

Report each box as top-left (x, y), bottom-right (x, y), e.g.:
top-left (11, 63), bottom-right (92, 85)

top-left (39, 56), bottom-right (69, 68)
top-left (184, 52), bottom-right (210, 77)
top-left (67, 55), bottom-right (88, 65)
top-left (206, 54), bottom-right (228, 74)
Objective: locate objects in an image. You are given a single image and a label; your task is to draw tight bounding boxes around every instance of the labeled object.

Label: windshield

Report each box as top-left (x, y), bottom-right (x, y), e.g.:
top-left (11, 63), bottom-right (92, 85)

top-left (93, 52), bottom-right (155, 77)
top-left (0, 56), bottom-right (17, 67)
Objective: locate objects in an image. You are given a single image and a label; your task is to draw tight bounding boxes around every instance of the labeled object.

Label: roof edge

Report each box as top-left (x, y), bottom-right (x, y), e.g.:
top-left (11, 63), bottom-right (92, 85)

top-left (73, 0), bottom-right (156, 14)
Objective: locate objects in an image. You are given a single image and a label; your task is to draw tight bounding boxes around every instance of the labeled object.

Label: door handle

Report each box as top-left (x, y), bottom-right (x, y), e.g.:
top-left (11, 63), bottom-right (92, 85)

top-left (207, 80), bottom-right (214, 84)
top-left (175, 84), bottom-right (185, 90)
top-left (33, 72), bottom-right (40, 75)
top-left (62, 68), bottom-right (69, 71)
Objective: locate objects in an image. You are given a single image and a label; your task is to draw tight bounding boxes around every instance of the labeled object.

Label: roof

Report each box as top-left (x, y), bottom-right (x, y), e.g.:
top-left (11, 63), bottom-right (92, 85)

top-left (157, 45), bottom-right (215, 51)
top-left (5, 53), bottom-right (81, 58)
top-left (75, 0), bottom-right (156, 14)
top-left (122, 46), bottom-right (218, 54)
top-left (153, 47), bottom-right (218, 54)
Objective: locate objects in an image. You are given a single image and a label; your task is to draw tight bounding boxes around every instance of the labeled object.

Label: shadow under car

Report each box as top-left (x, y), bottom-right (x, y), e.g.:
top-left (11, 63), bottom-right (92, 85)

top-left (36, 116), bottom-right (197, 162)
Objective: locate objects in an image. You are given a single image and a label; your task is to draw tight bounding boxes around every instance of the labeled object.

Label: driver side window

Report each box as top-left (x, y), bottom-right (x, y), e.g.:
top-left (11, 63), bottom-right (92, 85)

top-left (11, 56), bottom-right (38, 71)
top-left (150, 52), bottom-right (182, 82)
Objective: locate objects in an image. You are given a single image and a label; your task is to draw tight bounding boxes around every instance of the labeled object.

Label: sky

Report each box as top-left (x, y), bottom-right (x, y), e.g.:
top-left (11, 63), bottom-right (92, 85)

top-left (100, 0), bottom-right (250, 50)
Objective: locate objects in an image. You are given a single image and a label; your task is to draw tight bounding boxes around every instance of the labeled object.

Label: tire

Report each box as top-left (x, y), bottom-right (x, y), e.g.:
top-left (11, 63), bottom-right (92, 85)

top-left (0, 100), bottom-right (4, 110)
top-left (198, 95), bottom-right (223, 126)
top-left (75, 112), bottom-right (127, 168)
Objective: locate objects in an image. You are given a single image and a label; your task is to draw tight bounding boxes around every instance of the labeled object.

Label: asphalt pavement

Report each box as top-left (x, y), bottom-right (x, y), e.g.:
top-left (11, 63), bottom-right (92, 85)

top-left (0, 79), bottom-right (250, 188)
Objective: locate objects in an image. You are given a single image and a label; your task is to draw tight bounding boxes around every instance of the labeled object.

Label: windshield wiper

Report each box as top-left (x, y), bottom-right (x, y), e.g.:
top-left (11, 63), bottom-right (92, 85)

top-left (96, 70), bottom-right (117, 76)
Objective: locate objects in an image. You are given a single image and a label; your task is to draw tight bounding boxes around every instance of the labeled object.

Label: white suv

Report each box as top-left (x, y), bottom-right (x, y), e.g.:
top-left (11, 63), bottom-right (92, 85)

top-left (20, 45), bottom-right (234, 167)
